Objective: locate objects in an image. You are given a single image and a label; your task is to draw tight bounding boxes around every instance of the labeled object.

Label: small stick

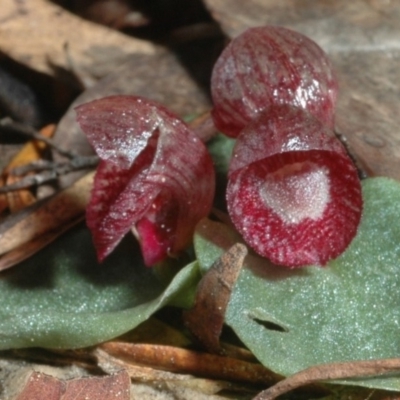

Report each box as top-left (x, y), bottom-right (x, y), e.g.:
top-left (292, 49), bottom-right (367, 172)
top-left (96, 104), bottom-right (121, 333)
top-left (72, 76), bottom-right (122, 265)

top-left (0, 171), bottom-right (58, 193)
top-left (0, 118), bottom-right (78, 159)
top-left (0, 156), bottom-right (99, 193)
top-left (10, 155), bottom-right (99, 176)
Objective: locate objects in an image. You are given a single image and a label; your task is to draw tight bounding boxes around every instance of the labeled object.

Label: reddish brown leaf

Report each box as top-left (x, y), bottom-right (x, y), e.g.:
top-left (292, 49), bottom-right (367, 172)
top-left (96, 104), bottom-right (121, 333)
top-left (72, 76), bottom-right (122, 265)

top-left (16, 372), bottom-right (62, 400)
top-left (15, 369), bottom-right (130, 400)
top-left (62, 370), bottom-right (130, 400)
top-left (253, 358), bottom-right (400, 400)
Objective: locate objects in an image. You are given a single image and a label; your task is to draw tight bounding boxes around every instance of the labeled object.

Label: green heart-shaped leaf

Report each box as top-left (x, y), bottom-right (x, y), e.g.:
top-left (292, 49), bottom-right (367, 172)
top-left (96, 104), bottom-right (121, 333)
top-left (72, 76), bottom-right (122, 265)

top-left (195, 177), bottom-right (400, 391)
top-left (0, 225), bottom-right (199, 349)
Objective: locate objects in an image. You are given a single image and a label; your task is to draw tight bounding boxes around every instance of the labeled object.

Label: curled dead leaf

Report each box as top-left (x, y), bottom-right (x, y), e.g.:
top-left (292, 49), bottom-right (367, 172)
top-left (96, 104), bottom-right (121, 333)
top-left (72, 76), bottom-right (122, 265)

top-left (253, 358), bottom-right (400, 400)
top-left (183, 243), bottom-right (247, 353)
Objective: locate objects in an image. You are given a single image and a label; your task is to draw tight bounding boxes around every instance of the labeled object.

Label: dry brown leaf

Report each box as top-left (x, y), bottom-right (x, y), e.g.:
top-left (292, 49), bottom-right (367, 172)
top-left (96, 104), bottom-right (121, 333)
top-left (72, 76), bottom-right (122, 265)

top-left (0, 171), bottom-right (93, 270)
top-left (0, 359), bottom-right (86, 400)
top-left (14, 371), bottom-right (62, 400)
top-left (203, 0), bottom-right (400, 181)
top-left (3, 124), bottom-right (56, 213)
top-left (63, 369), bottom-right (130, 400)
top-left (99, 342), bottom-right (280, 386)
top-left (0, 355), bottom-right (129, 400)
top-left (253, 358), bottom-right (400, 400)
top-left (13, 369), bottom-right (130, 400)
top-left (4, 179), bottom-right (36, 213)
top-left (183, 243), bottom-right (247, 354)
top-left (0, 0), bottom-right (156, 86)
top-left (0, 216), bottom-right (84, 271)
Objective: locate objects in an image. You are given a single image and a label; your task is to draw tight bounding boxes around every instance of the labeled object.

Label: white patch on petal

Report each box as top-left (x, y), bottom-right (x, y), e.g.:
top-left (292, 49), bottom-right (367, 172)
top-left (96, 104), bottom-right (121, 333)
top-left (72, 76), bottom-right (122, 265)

top-left (261, 161), bottom-right (330, 224)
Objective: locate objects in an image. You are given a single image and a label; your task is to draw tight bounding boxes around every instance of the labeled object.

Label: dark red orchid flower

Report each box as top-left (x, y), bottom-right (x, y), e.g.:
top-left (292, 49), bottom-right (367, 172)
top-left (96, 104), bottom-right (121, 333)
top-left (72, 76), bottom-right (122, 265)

top-left (227, 105), bottom-right (363, 267)
top-left (76, 95), bottom-right (215, 266)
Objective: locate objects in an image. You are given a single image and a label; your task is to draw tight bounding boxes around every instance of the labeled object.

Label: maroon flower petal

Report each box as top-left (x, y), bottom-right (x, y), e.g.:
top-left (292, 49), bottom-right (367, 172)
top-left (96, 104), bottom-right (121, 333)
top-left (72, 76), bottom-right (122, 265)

top-left (211, 26), bottom-right (338, 137)
top-left (227, 105), bottom-right (363, 267)
top-left (87, 159), bottom-right (159, 261)
top-left (134, 190), bottom-right (180, 266)
top-left (76, 96), bottom-right (169, 168)
top-left (76, 96), bottom-right (215, 265)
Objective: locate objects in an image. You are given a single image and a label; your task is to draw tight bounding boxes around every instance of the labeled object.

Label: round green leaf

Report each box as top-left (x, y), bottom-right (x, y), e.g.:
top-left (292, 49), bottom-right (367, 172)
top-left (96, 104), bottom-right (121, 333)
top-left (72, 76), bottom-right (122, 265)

top-left (0, 225), bottom-right (199, 349)
top-left (195, 177), bottom-right (400, 391)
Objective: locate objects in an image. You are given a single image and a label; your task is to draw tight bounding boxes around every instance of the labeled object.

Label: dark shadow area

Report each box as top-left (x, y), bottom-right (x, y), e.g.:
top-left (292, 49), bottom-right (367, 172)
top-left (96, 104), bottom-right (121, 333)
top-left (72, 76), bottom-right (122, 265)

top-left (219, 324), bottom-right (249, 348)
top-left (53, 0), bottom-right (217, 41)
top-left (71, 227), bottom-right (150, 287)
top-left (0, 251), bottom-right (56, 289)
top-left (125, 0), bottom-right (226, 101)
top-left (213, 174), bottom-right (228, 211)
top-left (169, 35), bottom-right (225, 100)
top-left (0, 347), bottom-right (102, 374)
top-left (244, 248), bottom-right (313, 282)
top-left (0, 55), bottom-right (81, 133)
top-left (49, 0), bottom-right (226, 104)
top-left (251, 317), bottom-right (288, 333)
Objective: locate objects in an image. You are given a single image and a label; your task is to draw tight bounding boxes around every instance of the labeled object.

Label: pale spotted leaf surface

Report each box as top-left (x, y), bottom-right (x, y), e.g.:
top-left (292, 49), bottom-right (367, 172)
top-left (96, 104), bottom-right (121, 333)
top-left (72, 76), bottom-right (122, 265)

top-left (0, 224), bottom-right (199, 350)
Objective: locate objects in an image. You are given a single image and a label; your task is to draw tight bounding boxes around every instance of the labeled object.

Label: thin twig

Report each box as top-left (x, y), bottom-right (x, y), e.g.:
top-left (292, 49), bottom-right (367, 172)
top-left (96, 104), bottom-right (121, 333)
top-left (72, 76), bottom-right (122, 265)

top-left (253, 358), bottom-right (400, 400)
top-left (0, 155), bottom-right (99, 193)
top-left (0, 117), bottom-right (78, 159)
top-left (10, 155), bottom-right (99, 176)
top-left (10, 160), bottom-right (59, 175)
top-left (0, 171), bottom-right (58, 192)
